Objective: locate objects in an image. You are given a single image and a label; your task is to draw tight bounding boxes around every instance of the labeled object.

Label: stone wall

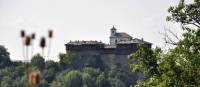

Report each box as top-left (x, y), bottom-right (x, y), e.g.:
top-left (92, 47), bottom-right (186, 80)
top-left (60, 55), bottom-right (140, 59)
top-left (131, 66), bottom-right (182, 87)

top-left (65, 43), bottom-right (141, 67)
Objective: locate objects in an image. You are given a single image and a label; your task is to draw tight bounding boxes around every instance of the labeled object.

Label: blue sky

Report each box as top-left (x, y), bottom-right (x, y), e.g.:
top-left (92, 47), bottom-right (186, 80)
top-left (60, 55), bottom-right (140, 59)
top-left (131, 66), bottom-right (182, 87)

top-left (0, 0), bottom-right (182, 61)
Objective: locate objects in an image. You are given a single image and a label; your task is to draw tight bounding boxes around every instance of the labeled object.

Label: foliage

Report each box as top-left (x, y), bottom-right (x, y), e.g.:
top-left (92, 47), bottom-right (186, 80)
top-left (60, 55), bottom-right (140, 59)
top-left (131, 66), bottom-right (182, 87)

top-left (0, 45), bottom-right (11, 68)
top-left (167, 0), bottom-right (200, 29)
top-left (95, 72), bottom-right (110, 87)
top-left (59, 53), bottom-right (74, 65)
top-left (82, 71), bottom-right (95, 87)
top-left (129, 30), bottom-right (200, 86)
top-left (108, 65), bottom-right (132, 87)
top-left (31, 54), bottom-right (45, 70)
top-left (129, 0), bottom-right (200, 86)
top-left (45, 60), bottom-right (59, 71)
top-left (52, 70), bottom-right (83, 87)
top-left (0, 76), bottom-right (13, 87)
top-left (0, 45), bottom-right (134, 87)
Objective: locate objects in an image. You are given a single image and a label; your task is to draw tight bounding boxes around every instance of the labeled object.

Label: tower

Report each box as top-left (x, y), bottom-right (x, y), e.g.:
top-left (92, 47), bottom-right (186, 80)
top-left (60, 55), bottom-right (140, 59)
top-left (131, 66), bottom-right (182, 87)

top-left (110, 26), bottom-right (116, 36)
top-left (109, 26), bottom-right (133, 45)
top-left (110, 26), bottom-right (117, 45)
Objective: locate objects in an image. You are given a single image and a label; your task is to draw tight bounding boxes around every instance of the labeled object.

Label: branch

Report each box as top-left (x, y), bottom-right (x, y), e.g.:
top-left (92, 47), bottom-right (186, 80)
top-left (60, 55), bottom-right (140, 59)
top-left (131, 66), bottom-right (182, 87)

top-left (160, 27), bottom-right (179, 45)
top-left (168, 29), bottom-right (180, 40)
top-left (185, 21), bottom-right (200, 28)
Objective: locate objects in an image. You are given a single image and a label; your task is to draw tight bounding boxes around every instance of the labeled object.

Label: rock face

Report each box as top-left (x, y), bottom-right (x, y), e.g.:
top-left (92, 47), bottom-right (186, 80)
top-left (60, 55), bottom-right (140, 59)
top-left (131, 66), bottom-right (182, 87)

top-left (65, 27), bottom-right (151, 67)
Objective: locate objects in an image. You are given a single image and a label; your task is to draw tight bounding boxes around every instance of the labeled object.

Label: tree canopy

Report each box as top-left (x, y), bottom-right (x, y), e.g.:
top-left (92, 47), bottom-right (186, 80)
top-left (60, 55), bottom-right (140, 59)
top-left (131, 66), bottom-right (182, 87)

top-left (0, 46), bottom-right (134, 87)
top-left (129, 0), bottom-right (200, 86)
top-left (0, 45), bottom-right (11, 68)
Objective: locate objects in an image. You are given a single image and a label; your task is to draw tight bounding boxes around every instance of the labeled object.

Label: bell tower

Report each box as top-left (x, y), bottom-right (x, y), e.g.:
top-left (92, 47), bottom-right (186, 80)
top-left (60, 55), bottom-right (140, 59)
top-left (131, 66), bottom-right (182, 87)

top-left (110, 26), bottom-right (116, 36)
top-left (110, 26), bottom-right (117, 45)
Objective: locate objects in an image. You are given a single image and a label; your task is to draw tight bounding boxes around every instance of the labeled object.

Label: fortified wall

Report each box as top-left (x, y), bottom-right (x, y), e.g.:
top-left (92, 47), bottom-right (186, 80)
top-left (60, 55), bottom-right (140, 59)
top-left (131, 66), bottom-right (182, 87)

top-left (65, 27), bottom-right (151, 67)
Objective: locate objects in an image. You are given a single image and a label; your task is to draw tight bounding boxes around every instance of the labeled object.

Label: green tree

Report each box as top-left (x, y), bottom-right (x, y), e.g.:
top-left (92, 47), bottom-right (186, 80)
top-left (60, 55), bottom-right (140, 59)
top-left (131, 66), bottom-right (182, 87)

top-left (45, 60), bottom-right (59, 70)
top-left (43, 68), bottom-right (57, 83)
top-left (0, 45), bottom-right (11, 68)
top-left (53, 70), bottom-right (83, 87)
top-left (82, 67), bottom-right (108, 87)
top-left (129, 1), bottom-right (200, 86)
top-left (59, 53), bottom-right (74, 65)
top-left (63, 70), bottom-right (83, 87)
top-left (44, 61), bottom-right (59, 83)
top-left (13, 76), bottom-right (29, 87)
top-left (82, 72), bottom-right (95, 87)
top-left (0, 76), bottom-right (13, 87)
top-left (108, 65), bottom-right (130, 87)
top-left (83, 67), bottom-right (101, 80)
top-left (31, 54), bottom-right (45, 70)
top-left (96, 72), bottom-right (110, 87)
top-left (109, 77), bottom-right (126, 87)
top-left (59, 53), bottom-right (74, 69)
top-left (167, 0), bottom-right (200, 29)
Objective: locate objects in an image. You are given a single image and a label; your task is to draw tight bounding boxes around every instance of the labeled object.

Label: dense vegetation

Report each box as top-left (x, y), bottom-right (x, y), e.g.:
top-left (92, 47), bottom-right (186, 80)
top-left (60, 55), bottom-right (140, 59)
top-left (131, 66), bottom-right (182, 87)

top-left (0, 45), bottom-right (135, 87)
top-left (129, 0), bottom-right (200, 86)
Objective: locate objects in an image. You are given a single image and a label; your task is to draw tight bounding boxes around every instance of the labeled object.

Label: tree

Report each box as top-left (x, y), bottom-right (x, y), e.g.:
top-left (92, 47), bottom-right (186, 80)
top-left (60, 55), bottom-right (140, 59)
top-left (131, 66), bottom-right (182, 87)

top-left (45, 60), bottom-right (59, 70)
top-left (129, 32), bottom-right (200, 86)
top-left (31, 54), bottom-right (45, 70)
top-left (43, 68), bottom-right (57, 83)
top-left (83, 67), bottom-right (101, 81)
top-left (96, 72), bottom-right (110, 87)
top-left (82, 72), bottom-right (95, 87)
top-left (53, 70), bottom-right (83, 87)
top-left (129, 1), bottom-right (200, 86)
top-left (109, 77), bottom-right (126, 87)
top-left (13, 76), bottom-right (29, 87)
top-left (0, 45), bottom-right (11, 68)
top-left (59, 53), bottom-right (74, 69)
top-left (108, 65), bottom-right (131, 87)
top-left (63, 70), bottom-right (83, 87)
top-left (167, 0), bottom-right (200, 29)
top-left (0, 76), bottom-right (13, 87)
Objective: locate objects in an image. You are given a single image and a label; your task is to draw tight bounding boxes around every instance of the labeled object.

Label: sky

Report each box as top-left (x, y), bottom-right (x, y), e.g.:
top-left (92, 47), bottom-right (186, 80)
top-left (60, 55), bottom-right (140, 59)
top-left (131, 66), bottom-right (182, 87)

top-left (0, 0), bottom-right (183, 61)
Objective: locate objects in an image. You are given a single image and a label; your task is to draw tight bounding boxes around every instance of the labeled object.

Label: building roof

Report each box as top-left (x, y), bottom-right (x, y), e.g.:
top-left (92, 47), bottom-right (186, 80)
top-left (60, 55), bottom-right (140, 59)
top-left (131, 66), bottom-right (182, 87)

top-left (132, 38), bottom-right (152, 44)
top-left (112, 32), bottom-right (132, 38)
top-left (66, 40), bottom-right (104, 45)
top-left (117, 38), bottom-right (152, 44)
